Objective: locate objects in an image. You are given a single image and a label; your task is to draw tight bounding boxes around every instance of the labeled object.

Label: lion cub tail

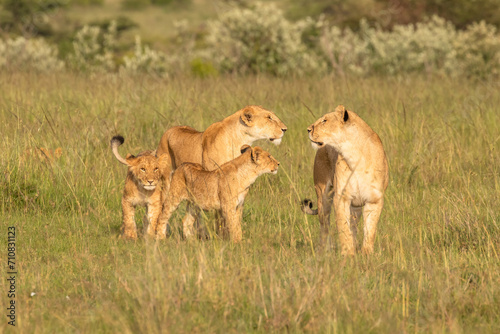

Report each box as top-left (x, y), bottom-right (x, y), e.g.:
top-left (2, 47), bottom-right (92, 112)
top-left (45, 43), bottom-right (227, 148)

top-left (110, 135), bottom-right (129, 166)
top-left (301, 199), bottom-right (318, 215)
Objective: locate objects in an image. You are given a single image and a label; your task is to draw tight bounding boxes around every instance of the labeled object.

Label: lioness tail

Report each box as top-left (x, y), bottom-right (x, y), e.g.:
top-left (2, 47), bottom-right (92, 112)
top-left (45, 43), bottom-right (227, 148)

top-left (111, 135), bottom-right (129, 166)
top-left (301, 199), bottom-right (318, 215)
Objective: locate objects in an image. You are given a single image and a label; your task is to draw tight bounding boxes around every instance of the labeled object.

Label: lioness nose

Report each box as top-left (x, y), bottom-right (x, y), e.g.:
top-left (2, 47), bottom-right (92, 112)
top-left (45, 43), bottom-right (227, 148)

top-left (148, 180), bottom-right (154, 184)
top-left (307, 126), bottom-right (313, 133)
top-left (282, 128), bottom-right (287, 132)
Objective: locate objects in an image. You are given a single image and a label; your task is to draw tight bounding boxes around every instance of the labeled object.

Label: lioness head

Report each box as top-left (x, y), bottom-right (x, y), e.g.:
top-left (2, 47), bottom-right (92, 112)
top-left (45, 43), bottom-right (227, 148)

top-left (240, 145), bottom-right (280, 175)
top-left (111, 135), bottom-right (168, 191)
top-left (239, 105), bottom-right (287, 145)
top-left (307, 105), bottom-right (351, 150)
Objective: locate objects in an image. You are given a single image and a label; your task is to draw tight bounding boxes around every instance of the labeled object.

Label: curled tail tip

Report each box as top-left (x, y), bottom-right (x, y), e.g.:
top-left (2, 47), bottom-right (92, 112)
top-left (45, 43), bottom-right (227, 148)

top-left (111, 135), bottom-right (125, 147)
top-left (301, 198), bottom-right (318, 215)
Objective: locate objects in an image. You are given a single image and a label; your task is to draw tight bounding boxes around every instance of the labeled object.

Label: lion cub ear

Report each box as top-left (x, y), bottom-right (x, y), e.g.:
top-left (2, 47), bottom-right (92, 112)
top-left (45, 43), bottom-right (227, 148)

top-left (250, 147), bottom-right (262, 164)
top-left (240, 145), bottom-right (251, 154)
top-left (125, 154), bottom-right (138, 166)
top-left (240, 107), bottom-right (255, 126)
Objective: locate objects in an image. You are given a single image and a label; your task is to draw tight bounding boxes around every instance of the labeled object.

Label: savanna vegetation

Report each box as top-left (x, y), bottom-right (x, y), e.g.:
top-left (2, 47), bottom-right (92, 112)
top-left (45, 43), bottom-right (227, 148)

top-left (1, 0), bottom-right (499, 333)
top-left (1, 72), bottom-right (499, 333)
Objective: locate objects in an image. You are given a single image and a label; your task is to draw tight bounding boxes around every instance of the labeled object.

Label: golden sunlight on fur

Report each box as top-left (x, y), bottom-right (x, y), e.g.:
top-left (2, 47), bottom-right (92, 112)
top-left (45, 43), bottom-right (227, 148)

top-left (111, 135), bottom-right (169, 240)
top-left (302, 105), bottom-right (389, 255)
top-left (154, 145), bottom-right (280, 243)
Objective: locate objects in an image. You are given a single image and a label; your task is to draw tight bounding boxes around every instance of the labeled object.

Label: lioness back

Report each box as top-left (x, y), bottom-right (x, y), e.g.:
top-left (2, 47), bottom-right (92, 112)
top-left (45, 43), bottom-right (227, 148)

top-left (157, 126), bottom-right (203, 170)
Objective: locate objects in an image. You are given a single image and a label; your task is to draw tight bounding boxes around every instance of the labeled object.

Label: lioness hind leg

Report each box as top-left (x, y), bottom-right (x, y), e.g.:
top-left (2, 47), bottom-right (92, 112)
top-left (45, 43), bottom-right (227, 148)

top-left (182, 203), bottom-right (199, 240)
top-left (315, 182), bottom-right (333, 246)
top-left (349, 206), bottom-right (362, 246)
top-left (121, 200), bottom-right (138, 240)
top-left (361, 199), bottom-right (384, 255)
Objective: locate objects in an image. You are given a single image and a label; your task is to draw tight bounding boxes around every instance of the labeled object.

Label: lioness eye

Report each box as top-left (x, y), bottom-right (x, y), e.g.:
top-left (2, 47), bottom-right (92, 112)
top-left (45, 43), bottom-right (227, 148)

top-left (322, 119), bottom-right (327, 123)
top-left (140, 168), bottom-right (146, 172)
top-left (268, 115), bottom-right (273, 120)
top-left (154, 168), bottom-right (159, 172)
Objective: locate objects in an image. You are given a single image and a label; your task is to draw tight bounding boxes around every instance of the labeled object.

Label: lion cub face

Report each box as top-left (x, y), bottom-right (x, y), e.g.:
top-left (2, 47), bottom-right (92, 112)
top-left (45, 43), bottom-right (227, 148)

top-left (307, 105), bottom-right (349, 150)
top-left (126, 153), bottom-right (167, 191)
top-left (242, 145), bottom-right (280, 175)
top-left (239, 106), bottom-right (287, 145)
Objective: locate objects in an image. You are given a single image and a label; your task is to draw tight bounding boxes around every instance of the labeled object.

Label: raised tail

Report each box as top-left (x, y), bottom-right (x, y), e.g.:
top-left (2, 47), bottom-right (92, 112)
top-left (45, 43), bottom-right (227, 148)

top-left (110, 135), bottom-right (129, 166)
top-left (301, 198), bottom-right (318, 215)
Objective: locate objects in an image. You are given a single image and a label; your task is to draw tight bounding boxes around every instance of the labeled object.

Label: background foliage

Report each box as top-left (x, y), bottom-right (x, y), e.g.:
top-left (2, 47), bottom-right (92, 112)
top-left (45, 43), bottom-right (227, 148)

top-left (1, 0), bottom-right (500, 77)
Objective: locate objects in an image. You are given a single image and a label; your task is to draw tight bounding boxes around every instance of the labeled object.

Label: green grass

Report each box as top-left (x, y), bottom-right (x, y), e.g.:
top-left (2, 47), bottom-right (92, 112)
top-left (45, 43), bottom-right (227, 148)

top-left (1, 72), bottom-right (499, 333)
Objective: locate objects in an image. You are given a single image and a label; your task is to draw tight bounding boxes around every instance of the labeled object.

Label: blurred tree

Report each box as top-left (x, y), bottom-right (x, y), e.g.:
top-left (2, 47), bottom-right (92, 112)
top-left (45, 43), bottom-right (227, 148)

top-left (287, 0), bottom-right (500, 29)
top-left (1, 0), bottom-right (67, 35)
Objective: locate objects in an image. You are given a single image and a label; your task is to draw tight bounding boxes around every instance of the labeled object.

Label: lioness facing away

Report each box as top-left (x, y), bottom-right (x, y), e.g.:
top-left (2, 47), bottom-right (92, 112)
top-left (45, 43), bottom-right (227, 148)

top-left (302, 105), bottom-right (389, 255)
top-left (157, 105), bottom-right (287, 234)
top-left (111, 136), bottom-right (168, 240)
top-left (155, 145), bottom-right (280, 242)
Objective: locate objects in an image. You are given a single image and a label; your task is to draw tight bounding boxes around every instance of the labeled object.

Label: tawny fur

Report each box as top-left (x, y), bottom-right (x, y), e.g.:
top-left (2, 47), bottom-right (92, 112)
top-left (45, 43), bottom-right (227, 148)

top-left (111, 136), bottom-right (169, 240)
top-left (303, 105), bottom-right (389, 255)
top-left (155, 146), bottom-right (280, 243)
top-left (156, 105), bottom-right (287, 234)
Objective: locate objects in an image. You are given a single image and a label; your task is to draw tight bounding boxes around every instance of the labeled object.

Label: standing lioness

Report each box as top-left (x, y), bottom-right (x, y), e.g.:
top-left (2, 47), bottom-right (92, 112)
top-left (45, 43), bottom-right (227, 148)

top-left (303, 105), bottom-right (389, 255)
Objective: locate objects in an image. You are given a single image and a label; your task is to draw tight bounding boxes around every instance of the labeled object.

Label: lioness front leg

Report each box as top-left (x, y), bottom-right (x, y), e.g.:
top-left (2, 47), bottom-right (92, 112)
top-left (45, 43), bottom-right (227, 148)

top-left (334, 196), bottom-right (356, 255)
top-left (121, 200), bottom-right (138, 240)
top-left (361, 199), bottom-right (384, 254)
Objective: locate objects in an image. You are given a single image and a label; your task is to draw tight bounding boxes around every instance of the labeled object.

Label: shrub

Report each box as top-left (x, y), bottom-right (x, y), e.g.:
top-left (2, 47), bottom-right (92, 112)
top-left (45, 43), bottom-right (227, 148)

top-left (204, 2), bottom-right (325, 76)
top-left (70, 20), bottom-right (117, 72)
top-left (453, 21), bottom-right (500, 78)
top-left (318, 16), bottom-right (500, 78)
top-left (0, 37), bottom-right (64, 72)
top-left (120, 36), bottom-right (168, 77)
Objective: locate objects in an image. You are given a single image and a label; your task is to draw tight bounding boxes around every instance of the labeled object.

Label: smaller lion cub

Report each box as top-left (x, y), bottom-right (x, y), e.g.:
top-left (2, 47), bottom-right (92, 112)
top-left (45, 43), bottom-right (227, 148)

top-left (111, 136), bottom-right (169, 240)
top-left (155, 145), bottom-right (280, 242)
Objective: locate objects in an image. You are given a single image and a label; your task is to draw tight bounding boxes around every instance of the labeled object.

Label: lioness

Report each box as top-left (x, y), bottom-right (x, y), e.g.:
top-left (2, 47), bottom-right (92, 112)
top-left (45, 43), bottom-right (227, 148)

top-left (155, 145), bottom-right (280, 242)
top-left (111, 136), bottom-right (168, 240)
top-left (157, 105), bottom-right (287, 233)
top-left (302, 105), bottom-right (389, 255)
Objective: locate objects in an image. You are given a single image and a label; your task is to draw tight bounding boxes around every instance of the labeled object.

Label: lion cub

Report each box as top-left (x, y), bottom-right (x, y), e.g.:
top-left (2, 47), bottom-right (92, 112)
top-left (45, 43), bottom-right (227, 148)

top-left (111, 136), bottom-right (168, 240)
top-left (155, 145), bottom-right (280, 242)
top-left (303, 105), bottom-right (389, 255)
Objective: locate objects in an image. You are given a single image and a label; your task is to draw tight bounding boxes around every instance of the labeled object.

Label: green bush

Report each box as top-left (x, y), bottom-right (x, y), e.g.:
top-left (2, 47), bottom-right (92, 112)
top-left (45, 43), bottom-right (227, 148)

top-left (190, 58), bottom-right (218, 78)
top-left (0, 36), bottom-right (64, 72)
top-left (204, 2), bottom-right (325, 76)
top-left (121, 0), bottom-right (150, 10)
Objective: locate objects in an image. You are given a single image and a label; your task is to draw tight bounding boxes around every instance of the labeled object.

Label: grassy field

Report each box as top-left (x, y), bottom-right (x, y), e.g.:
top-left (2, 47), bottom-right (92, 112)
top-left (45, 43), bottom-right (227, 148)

top-left (1, 72), bottom-right (499, 333)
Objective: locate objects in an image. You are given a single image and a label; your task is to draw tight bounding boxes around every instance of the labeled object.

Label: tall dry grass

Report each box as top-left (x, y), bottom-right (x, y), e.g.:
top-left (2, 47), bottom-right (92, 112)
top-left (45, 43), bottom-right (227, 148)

top-left (0, 72), bottom-right (499, 333)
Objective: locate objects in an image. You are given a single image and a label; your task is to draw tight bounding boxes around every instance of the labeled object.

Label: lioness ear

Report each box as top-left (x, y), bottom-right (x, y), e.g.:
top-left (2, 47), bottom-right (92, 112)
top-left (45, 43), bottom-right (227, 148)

top-left (343, 109), bottom-right (349, 122)
top-left (240, 107), bottom-right (254, 126)
top-left (240, 145), bottom-right (251, 154)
